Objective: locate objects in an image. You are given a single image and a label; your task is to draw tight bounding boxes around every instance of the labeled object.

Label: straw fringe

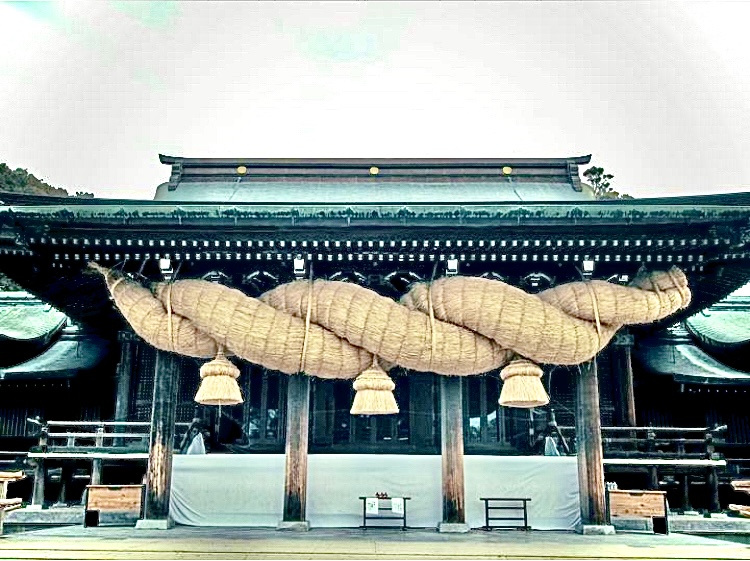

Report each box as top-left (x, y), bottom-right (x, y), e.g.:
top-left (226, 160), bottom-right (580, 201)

top-left (195, 350), bottom-right (243, 406)
top-left (194, 374), bottom-right (243, 406)
top-left (350, 362), bottom-right (399, 415)
top-left (499, 359), bottom-right (549, 408)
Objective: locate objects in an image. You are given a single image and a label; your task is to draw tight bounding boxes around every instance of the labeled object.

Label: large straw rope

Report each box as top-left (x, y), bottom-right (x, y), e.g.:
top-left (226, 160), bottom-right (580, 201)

top-left (91, 264), bottom-right (690, 378)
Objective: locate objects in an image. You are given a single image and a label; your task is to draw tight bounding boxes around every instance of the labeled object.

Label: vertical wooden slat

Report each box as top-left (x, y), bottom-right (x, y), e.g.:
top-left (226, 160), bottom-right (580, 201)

top-left (576, 360), bottom-right (607, 527)
top-left (114, 331), bottom-right (136, 446)
top-left (282, 374), bottom-right (311, 523)
top-left (260, 374), bottom-right (269, 442)
top-left (409, 374), bottom-right (434, 450)
top-left (141, 350), bottom-right (179, 525)
top-left (114, 331), bottom-right (134, 422)
top-left (440, 376), bottom-right (466, 526)
top-left (241, 365), bottom-right (252, 436)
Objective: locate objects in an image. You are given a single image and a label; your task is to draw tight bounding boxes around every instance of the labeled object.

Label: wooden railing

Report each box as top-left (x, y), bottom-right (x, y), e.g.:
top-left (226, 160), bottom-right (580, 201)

top-left (31, 420), bottom-right (191, 453)
top-left (557, 425), bottom-right (725, 460)
top-left (20, 419), bottom-right (193, 508)
top-left (0, 452), bottom-right (29, 468)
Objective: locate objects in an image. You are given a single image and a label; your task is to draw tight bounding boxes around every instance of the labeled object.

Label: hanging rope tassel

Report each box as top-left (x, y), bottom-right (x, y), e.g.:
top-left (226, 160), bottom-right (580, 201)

top-left (195, 348), bottom-right (243, 406)
top-left (499, 358), bottom-right (549, 408)
top-left (350, 360), bottom-right (399, 415)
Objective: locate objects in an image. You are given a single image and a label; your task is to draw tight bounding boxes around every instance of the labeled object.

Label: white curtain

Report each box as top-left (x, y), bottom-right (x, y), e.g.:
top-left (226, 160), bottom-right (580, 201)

top-left (170, 454), bottom-right (580, 530)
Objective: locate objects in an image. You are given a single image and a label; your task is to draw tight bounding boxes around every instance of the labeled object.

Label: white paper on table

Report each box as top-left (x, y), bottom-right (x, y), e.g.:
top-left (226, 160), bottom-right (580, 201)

top-left (391, 497), bottom-right (404, 515)
top-left (365, 498), bottom-right (379, 515)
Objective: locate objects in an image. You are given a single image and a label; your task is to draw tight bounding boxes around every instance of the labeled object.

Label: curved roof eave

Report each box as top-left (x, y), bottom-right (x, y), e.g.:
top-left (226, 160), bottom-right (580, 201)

top-left (0, 334), bottom-right (110, 380)
top-left (158, 154), bottom-right (593, 167)
top-left (636, 343), bottom-right (750, 385)
top-left (685, 311), bottom-right (750, 348)
top-left (0, 302), bottom-right (67, 343)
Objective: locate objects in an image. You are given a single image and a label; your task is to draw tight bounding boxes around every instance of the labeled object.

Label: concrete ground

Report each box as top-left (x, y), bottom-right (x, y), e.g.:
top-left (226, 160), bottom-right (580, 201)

top-left (1, 526), bottom-right (750, 560)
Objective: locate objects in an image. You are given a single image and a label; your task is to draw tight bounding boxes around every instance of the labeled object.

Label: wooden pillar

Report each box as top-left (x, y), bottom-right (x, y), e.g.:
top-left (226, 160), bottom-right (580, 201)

top-left (706, 467), bottom-right (720, 513)
top-left (114, 331), bottom-right (137, 448)
top-left (576, 360), bottom-right (609, 529)
top-left (29, 459), bottom-right (45, 508)
top-left (137, 350), bottom-right (179, 529)
top-left (680, 474), bottom-right (691, 512)
top-left (280, 374), bottom-right (311, 529)
top-left (56, 463), bottom-right (72, 506)
top-left (612, 332), bottom-right (636, 427)
top-left (90, 427), bottom-right (104, 486)
top-left (439, 376), bottom-right (468, 531)
top-left (30, 427), bottom-right (47, 508)
top-left (114, 331), bottom-right (136, 422)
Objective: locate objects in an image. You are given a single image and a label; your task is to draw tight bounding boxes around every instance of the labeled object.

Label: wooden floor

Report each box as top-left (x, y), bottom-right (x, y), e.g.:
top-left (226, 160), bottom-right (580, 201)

top-left (1, 526), bottom-right (750, 560)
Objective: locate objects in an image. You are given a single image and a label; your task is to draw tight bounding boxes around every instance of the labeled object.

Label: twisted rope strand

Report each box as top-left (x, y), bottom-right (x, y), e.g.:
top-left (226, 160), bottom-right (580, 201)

top-left (92, 264), bottom-right (691, 379)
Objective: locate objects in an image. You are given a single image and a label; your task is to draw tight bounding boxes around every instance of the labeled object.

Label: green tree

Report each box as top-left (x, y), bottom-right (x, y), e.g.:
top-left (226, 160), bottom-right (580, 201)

top-left (0, 162), bottom-right (70, 197)
top-left (583, 166), bottom-right (615, 199)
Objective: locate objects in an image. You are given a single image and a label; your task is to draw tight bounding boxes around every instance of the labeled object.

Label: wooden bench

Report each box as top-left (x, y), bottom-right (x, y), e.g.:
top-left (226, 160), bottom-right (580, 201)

top-left (84, 485), bottom-right (145, 527)
top-left (480, 497), bottom-right (531, 531)
top-left (607, 489), bottom-right (669, 534)
top-left (729, 480), bottom-right (750, 517)
top-left (0, 471), bottom-right (26, 535)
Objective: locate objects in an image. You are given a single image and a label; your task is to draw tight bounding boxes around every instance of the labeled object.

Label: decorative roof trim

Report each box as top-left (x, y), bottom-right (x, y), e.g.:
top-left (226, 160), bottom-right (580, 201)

top-left (158, 154), bottom-right (593, 168)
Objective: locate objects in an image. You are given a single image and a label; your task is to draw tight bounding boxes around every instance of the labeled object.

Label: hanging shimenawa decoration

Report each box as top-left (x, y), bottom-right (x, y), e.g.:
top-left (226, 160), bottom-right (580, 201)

top-left (499, 359), bottom-right (548, 408)
top-left (90, 263), bottom-right (691, 413)
top-left (350, 360), bottom-right (399, 415)
top-left (194, 349), bottom-right (243, 406)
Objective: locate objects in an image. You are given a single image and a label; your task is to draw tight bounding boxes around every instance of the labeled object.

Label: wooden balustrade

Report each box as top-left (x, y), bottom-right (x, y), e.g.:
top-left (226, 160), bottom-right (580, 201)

top-left (21, 419), bottom-right (191, 507)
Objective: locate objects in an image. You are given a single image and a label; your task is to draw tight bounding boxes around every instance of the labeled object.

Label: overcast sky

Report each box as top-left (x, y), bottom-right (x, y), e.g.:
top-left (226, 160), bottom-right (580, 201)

top-left (1, 1), bottom-right (749, 200)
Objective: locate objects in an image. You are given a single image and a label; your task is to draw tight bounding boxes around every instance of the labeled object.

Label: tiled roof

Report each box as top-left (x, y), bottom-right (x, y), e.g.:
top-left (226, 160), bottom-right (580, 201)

top-left (154, 179), bottom-right (594, 204)
top-left (636, 342), bottom-right (750, 385)
top-left (0, 293), bottom-right (66, 342)
top-left (154, 154), bottom-right (592, 203)
top-left (686, 311), bottom-right (750, 348)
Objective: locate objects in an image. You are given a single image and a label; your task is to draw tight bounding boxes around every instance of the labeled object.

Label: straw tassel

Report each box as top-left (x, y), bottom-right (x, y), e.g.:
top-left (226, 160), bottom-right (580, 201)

top-left (195, 349), bottom-right (243, 406)
top-left (499, 359), bottom-right (549, 408)
top-left (350, 361), bottom-right (399, 415)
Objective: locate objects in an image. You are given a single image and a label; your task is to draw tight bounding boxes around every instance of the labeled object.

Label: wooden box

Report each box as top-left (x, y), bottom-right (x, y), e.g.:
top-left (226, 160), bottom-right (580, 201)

top-left (607, 489), bottom-right (669, 534)
top-left (84, 485), bottom-right (145, 527)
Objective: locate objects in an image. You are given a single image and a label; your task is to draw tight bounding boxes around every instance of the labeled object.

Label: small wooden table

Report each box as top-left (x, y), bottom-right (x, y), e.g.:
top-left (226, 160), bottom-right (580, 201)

top-left (84, 484), bottom-right (145, 527)
top-left (359, 497), bottom-right (410, 530)
top-left (480, 497), bottom-right (531, 530)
